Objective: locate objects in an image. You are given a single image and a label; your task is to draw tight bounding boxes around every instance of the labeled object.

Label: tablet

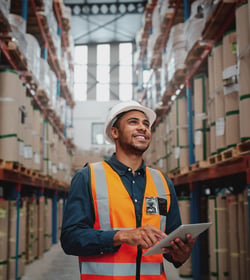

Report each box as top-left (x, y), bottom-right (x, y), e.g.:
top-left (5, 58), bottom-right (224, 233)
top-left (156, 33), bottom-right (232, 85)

top-left (143, 222), bottom-right (212, 256)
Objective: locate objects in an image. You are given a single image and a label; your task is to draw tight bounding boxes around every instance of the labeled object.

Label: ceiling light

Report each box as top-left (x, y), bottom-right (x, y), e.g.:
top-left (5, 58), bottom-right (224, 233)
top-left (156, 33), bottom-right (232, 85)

top-left (82, 5), bottom-right (90, 14)
top-left (91, 4), bottom-right (99, 14)
top-left (119, 4), bottom-right (126, 14)
top-left (109, 4), bottom-right (117, 14)
top-left (100, 4), bottom-right (108, 14)
top-left (127, 4), bottom-right (135, 13)
top-left (73, 5), bottom-right (81, 15)
top-left (137, 3), bottom-right (144, 13)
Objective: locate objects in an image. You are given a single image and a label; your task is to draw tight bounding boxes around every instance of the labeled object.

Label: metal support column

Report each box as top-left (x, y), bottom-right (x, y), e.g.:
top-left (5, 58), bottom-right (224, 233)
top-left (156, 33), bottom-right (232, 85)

top-left (15, 183), bottom-right (21, 280)
top-left (21, 0), bottom-right (28, 22)
top-left (42, 46), bottom-right (48, 60)
top-left (52, 190), bottom-right (58, 244)
top-left (184, 0), bottom-right (199, 277)
top-left (184, 0), bottom-right (190, 22)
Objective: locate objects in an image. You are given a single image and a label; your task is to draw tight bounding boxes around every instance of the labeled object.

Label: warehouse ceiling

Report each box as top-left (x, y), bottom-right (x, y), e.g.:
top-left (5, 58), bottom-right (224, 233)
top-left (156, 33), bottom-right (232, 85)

top-left (63, 0), bottom-right (147, 45)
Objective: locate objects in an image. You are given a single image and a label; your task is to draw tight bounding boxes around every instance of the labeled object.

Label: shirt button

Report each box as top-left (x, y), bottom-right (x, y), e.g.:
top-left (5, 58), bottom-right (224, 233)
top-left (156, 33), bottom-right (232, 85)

top-left (132, 180), bottom-right (135, 184)
top-left (134, 199), bottom-right (138, 203)
top-left (138, 172), bottom-right (141, 175)
top-left (128, 168), bottom-right (132, 172)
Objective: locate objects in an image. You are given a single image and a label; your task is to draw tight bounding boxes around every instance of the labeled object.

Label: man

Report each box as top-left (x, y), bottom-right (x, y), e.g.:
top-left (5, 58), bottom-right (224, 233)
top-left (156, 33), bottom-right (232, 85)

top-left (61, 100), bottom-right (195, 279)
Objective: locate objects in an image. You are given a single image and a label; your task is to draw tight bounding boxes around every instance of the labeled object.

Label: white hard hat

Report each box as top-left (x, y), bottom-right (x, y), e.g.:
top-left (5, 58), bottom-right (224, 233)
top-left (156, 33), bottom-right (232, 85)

top-left (104, 100), bottom-right (156, 144)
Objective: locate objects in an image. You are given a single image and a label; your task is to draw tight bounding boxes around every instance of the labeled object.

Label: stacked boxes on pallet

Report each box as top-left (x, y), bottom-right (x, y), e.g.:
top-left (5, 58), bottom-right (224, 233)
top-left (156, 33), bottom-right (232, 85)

top-left (0, 70), bottom-right (72, 185)
top-left (0, 70), bottom-right (22, 164)
top-left (208, 189), bottom-right (249, 279)
top-left (0, 197), bottom-right (63, 280)
top-left (147, 0), bottom-right (250, 169)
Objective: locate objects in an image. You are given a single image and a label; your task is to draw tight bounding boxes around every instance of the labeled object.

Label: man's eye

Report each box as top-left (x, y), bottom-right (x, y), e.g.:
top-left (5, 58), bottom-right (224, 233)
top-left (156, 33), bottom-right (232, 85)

top-left (130, 120), bottom-right (137, 124)
top-left (144, 122), bottom-right (150, 127)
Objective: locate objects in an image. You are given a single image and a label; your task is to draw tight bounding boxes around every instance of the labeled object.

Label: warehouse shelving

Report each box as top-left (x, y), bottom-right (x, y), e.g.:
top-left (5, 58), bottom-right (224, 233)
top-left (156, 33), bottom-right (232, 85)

top-left (151, 0), bottom-right (237, 127)
top-left (137, 0), bottom-right (249, 279)
top-left (172, 153), bottom-right (250, 186)
top-left (136, 1), bottom-right (157, 71)
top-left (1, 2), bottom-right (75, 148)
top-left (0, 1), bottom-right (74, 278)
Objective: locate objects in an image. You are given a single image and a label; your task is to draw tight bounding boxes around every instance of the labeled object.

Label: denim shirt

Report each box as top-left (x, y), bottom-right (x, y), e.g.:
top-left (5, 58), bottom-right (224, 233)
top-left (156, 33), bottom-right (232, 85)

top-left (60, 154), bottom-right (182, 263)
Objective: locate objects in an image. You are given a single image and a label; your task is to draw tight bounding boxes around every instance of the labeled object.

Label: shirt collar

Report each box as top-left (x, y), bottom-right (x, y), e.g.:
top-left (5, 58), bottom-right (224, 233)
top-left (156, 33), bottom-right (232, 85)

top-left (105, 153), bottom-right (146, 176)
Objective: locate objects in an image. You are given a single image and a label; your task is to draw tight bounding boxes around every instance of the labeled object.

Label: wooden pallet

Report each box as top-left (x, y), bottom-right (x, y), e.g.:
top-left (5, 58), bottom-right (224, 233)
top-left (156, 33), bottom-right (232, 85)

top-left (190, 160), bottom-right (210, 171)
top-left (221, 147), bottom-right (239, 161)
top-left (0, 158), bottom-right (5, 168)
top-left (3, 161), bottom-right (21, 172)
top-left (208, 153), bottom-right (223, 165)
top-left (172, 166), bottom-right (191, 176)
top-left (237, 140), bottom-right (250, 155)
top-left (2, 38), bottom-right (28, 70)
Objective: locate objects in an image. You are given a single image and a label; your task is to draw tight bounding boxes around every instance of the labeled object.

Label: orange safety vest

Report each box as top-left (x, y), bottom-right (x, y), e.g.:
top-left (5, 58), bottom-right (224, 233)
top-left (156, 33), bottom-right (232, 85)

top-left (79, 161), bottom-right (171, 280)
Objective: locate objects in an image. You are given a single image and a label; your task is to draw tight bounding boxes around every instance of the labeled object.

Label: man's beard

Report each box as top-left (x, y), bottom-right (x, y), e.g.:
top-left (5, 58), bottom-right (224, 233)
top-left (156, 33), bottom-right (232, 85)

top-left (119, 138), bottom-right (150, 155)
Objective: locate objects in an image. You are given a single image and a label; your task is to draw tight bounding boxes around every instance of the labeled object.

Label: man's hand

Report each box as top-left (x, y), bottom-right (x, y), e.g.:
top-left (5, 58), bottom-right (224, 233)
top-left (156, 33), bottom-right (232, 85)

top-left (161, 234), bottom-right (196, 263)
top-left (113, 225), bottom-right (167, 249)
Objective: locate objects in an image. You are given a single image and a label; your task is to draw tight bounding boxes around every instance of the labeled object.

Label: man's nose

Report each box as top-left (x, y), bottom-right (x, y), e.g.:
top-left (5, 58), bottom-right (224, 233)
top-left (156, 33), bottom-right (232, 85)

top-left (137, 122), bottom-right (147, 130)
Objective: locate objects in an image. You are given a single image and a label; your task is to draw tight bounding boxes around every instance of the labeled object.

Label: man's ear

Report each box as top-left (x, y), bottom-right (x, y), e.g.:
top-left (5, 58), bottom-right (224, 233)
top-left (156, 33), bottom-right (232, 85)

top-left (110, 126), bottom-right (119, 141)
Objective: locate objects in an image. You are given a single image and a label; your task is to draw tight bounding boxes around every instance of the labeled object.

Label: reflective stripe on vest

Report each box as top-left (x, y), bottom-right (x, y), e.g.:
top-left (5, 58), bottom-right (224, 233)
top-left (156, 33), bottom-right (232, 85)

top-left (80, 262), bottom-right (163, 276)
top-left (92, 162), bottom-right (110, 230)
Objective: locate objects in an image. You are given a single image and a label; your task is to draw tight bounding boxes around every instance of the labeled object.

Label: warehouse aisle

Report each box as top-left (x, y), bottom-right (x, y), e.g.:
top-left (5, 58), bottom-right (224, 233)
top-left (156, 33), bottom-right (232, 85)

top-left (22, 243), bottom-right (187, 280)
top-left (22, 244), bottom-right (80, 280)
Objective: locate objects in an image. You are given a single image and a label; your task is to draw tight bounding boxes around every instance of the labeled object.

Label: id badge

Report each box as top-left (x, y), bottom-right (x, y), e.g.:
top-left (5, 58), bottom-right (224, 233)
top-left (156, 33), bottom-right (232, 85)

top-left (146, 197), bottom-right (159, 215)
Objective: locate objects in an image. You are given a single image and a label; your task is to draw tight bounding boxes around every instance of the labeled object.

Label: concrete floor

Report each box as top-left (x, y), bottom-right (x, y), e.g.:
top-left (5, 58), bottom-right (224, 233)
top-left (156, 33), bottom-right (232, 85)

top-left (21, 244), bottom-right (189, 280)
